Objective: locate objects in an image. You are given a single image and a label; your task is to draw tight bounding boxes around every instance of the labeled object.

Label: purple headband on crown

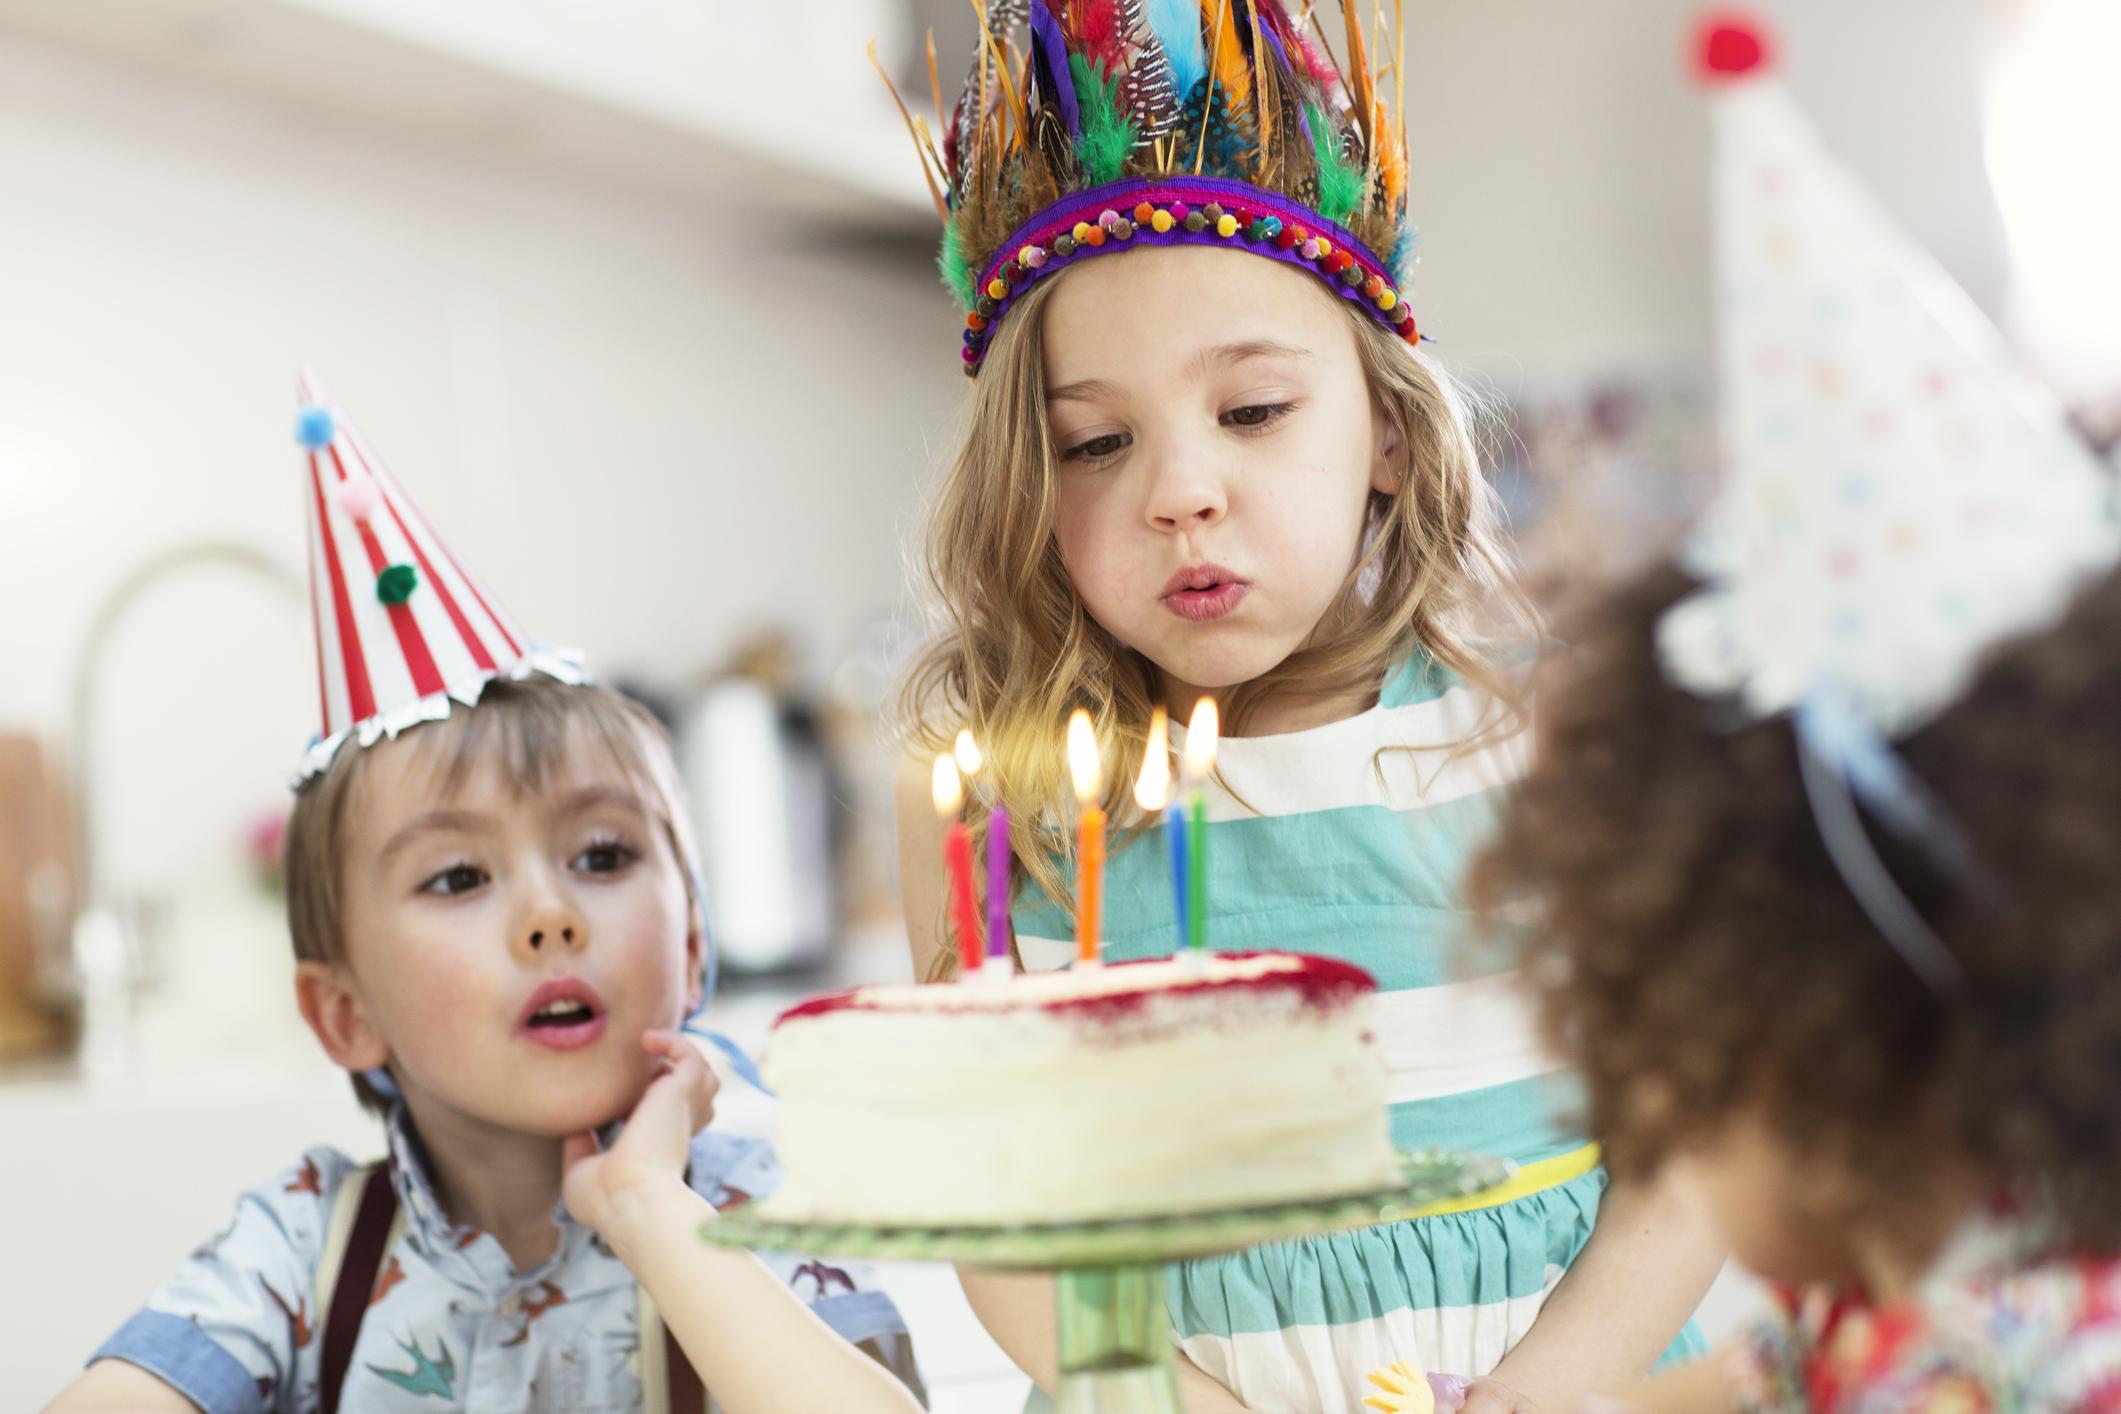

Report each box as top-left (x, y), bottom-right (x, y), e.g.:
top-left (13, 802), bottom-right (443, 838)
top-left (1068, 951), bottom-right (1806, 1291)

top-left (960, 176), bottom-right (1418, 377)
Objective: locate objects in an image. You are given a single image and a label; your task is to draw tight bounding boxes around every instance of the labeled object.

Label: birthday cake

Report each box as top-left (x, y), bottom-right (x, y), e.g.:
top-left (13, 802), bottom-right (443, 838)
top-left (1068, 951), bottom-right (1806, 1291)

top-left (763, 952), bottom-right (1398, 1225)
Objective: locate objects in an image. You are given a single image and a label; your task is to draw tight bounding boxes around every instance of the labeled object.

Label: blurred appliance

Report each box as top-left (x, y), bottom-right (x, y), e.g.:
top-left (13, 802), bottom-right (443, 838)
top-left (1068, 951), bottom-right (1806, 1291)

top-left (678, 642), bottom-right (840, 975)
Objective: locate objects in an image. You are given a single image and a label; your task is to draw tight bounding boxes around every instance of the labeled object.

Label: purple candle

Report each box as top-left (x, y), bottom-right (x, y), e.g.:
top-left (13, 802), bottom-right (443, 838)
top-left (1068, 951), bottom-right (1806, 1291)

top-left (985, 802), bottom-right (1012, 966)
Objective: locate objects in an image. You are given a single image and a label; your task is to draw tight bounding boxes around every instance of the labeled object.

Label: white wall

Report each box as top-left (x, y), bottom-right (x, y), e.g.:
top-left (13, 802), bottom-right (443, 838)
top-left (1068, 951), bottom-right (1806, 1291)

top-left (0, 34), bottom-right (965, 900)
top-left (1401, 0), bottom-right (2012, 380)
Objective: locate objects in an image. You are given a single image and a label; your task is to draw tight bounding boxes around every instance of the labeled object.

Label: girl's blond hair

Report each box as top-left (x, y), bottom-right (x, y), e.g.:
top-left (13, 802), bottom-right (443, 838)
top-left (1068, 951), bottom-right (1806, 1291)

top-left (900, 275), bottom-right (1535, 976)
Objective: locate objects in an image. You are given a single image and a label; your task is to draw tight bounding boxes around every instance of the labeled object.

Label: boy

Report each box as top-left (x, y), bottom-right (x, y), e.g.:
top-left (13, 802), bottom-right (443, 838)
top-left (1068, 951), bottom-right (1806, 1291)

top-left (49, 381), bottom-right (923, 1413)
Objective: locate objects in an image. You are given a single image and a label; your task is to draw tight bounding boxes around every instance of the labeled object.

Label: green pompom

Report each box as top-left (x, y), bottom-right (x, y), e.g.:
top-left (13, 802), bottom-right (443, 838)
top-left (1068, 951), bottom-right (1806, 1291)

top-left (1070, 54), bottom-right (1139, 186)
top-left (376, 563), bottom-right (419, 606)
top-left (1309, 103), bottom-right (1367, 226)
top-left (938, 224), bottom-right (977, 311)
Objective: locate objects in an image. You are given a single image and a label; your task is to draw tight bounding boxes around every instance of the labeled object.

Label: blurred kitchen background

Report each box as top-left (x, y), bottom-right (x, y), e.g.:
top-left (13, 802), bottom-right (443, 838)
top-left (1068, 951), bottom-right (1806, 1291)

top-left (1, 0), bottom-right (2114, 1401)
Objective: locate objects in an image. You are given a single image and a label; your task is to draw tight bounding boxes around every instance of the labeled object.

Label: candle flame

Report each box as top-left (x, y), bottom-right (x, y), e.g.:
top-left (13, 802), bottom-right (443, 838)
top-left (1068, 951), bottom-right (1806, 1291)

top-left (1067, 709), bottom-right (1101, 806)
top-left (1133, 707), bottom-right (1172, 812)
top-left (1182, 697), bottom-right (1220, 782)
top-left (954, 728), bottom-right (983, 777)
top-left (931, 752), bottom-right (963, 815)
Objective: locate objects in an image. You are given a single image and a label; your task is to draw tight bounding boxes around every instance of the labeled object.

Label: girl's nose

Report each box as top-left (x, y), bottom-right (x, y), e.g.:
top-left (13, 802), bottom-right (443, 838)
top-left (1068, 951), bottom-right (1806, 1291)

top-left (1144, 456), bottom-right (1228, 532)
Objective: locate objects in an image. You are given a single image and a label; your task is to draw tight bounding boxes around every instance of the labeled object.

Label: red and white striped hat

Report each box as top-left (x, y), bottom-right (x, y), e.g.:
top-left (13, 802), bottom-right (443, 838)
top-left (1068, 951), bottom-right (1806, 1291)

top-left (293, 371), bottom-right (586, 782)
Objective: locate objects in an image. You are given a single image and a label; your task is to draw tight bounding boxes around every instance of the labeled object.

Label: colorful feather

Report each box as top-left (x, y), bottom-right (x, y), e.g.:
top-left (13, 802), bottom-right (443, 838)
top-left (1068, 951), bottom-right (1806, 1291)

top-left (1070, 52), bottom-right (1140, 182)
top-left (1181, 74), bottom-right (1257, 175)
top-left (947, 0), bottom-right (1029, 184)
top-left (938, 222), bottom-right (977, 309)
top-left (1069, 0), bottom-right (1126, 71)
top-left (1374, 117), bottom-right (1406, 212)
top-left (1246, 0), bottom-right (1274, 160)
top-left (1115, 0), bottom-right (1182, 139)
top-left (1147, 0), bottom-right (1206, 99)
top-left (1201, 0), bottom-right (1252, 111)
top-left (1308, 99), bottom-right (1366, 222)
top-left (868, 42), bottom-right (951, 220)
top-left (1252, 0), bottom-right (1330, 83)
top-left (1341, 0), bottom-right (1376, 152)
top-left (1389, 224), bottom-right (1419, 285)
top-left (1030, 2), bottom-right (1082, 137)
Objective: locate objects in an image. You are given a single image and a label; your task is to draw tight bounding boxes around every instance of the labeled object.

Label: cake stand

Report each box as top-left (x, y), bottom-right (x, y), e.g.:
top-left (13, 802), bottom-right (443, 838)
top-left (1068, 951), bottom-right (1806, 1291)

top-left (700, 1149), bottom-right (1512, 1412)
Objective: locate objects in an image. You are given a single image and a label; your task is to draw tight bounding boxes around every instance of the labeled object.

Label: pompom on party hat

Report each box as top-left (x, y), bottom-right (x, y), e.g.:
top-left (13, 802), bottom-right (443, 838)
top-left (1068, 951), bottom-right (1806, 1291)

top-left (291, 371), bottom-right (585, 783)
top-left (876, 0), bottom-right (1426, 374)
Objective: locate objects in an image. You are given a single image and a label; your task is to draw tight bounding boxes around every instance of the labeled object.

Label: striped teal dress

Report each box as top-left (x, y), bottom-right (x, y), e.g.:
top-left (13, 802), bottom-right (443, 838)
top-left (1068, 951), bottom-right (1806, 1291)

top-left (1011, 653), bottom-right (1702, 1411)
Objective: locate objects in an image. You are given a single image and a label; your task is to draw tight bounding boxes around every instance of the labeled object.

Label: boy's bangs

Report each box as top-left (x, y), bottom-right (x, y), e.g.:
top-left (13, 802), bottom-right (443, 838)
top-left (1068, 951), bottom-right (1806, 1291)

top-left (404, 680), bottom-right (666, 809)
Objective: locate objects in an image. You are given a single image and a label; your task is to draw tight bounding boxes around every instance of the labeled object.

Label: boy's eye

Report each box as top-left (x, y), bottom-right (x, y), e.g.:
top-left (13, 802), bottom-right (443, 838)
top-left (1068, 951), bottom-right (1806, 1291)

top-left (421, 863), bottom-right (487, 897)
top-left (572, 839), bottom-right (639, 875)
top-left (1222, 402), bottom-right (1294, 429)
top-left (1060, 431), bottom-right (1130, 462)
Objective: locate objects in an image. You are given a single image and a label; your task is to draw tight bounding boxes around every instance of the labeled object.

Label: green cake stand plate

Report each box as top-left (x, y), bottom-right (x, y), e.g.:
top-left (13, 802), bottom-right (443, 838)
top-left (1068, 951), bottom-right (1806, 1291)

top-left (701, 1150), bottom-right (1514, 1413)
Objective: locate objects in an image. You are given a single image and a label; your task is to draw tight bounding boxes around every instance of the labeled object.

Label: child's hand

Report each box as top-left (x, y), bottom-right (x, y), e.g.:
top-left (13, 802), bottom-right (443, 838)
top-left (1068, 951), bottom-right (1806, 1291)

top-left (1362, 1361), bottom-right (1474, 1412)
top-left (1457, 1377), bottom-right (1535, 1413)
top-left (562, 1030), bottom-right (719, 1252)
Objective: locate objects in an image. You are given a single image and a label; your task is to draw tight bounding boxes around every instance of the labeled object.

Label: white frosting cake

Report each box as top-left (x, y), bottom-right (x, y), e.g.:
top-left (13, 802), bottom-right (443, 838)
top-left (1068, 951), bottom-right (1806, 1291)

top-left (764, 952), bottom-right (1398, 1225)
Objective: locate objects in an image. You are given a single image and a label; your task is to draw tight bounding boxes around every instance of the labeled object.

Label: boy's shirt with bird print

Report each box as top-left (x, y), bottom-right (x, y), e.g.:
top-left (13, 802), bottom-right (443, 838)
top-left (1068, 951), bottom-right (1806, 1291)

top-left (91, 1105), bottom-right (919, 1413)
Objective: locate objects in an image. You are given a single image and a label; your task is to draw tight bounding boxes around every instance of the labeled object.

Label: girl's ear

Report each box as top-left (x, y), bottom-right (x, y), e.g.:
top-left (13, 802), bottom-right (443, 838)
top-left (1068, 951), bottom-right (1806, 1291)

top-left (295, 959), bottom-right (391, 1074)
top-left (1371, 407), bottom-right (1409, 495)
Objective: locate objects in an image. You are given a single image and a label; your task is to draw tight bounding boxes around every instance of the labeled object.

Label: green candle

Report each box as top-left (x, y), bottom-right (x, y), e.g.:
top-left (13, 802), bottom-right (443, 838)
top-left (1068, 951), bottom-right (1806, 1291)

top-left (1181, 698), bottom-right (1219, 952)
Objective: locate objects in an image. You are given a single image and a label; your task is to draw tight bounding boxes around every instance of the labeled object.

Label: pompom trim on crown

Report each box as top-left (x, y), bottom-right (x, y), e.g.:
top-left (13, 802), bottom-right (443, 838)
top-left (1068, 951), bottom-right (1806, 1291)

top-left (959, 175), bottom-right (1415, 374)
top-left (880, 1), bottom-right (1424, 376)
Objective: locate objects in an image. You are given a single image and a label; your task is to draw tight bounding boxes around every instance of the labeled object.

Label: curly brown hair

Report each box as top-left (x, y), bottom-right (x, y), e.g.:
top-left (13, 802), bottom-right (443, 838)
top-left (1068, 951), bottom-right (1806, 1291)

top-left (1471, 559), bottom-right (2121, 1249)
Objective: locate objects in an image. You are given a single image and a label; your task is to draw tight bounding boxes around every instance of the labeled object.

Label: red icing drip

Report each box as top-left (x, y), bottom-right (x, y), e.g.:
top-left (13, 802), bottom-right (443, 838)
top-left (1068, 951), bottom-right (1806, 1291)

top-left (773, 952), bottom-right (1374, 1029)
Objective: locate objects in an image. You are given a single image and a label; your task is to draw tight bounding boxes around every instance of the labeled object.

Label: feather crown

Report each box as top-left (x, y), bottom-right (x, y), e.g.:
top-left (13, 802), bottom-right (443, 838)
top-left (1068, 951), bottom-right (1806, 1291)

top-left (878, 1), bottom-right (1422, 375)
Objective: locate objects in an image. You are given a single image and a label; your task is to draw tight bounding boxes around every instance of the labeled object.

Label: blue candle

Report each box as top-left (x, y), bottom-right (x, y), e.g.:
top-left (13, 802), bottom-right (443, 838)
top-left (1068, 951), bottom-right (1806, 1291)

top-left (1164, 801), bottom-right (1189, 949)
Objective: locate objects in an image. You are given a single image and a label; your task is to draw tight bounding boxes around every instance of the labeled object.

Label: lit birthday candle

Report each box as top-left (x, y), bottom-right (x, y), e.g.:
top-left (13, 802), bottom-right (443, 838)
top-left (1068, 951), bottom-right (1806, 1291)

top-left (957, 729), bottom-right (1012, 975)
top-left (1132, 707), bottom-right (1188, 953)
top-left (931, 753), bottom-right (984, 977)
top-left (1067, 709), bottom-right (1105, 967)
top-left (1181, 697), bottom-right (1219, 953)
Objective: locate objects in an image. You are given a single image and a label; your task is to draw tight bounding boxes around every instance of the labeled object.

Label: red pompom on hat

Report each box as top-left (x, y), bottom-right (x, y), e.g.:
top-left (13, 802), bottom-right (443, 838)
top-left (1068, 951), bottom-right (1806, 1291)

top-left (1693, 10), bottom-right (1773, 83)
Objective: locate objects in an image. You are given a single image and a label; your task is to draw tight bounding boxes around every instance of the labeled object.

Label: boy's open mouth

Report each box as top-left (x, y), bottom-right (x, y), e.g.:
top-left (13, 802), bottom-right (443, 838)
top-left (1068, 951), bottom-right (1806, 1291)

top-left (516, 976), bottom-right (608, 1051)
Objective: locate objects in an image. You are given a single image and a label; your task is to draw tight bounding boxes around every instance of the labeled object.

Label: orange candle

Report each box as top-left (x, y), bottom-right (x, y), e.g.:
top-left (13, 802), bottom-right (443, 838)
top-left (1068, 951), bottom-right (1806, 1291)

top-left (932, 753), bottom-right (983, 974)
top-left (1067, 710), bottom-right (1105, 965)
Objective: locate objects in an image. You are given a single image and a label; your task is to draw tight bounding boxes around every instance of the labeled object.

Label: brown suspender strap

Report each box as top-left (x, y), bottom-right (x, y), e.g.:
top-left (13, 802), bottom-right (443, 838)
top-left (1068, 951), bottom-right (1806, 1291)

top-left (319, 1163), bottom-right (398, 1414)
top-left (316, 1159), bottom-right (709, 1413)
top-left (664, 1326), bottom-right (706, 1414)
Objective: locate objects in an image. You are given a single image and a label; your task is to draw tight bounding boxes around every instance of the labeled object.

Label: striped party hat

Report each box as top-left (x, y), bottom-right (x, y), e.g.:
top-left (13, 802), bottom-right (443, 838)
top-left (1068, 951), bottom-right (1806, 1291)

top-left (292, 371), bottom-right (585, 782)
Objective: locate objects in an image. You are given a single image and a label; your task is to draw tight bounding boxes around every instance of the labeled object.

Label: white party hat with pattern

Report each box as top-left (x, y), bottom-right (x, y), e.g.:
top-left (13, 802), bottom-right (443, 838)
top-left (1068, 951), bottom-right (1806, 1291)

top-left (293, 371), bottom-right (584, 782)
top-left (1658, 13), bottom-right (2117, 737)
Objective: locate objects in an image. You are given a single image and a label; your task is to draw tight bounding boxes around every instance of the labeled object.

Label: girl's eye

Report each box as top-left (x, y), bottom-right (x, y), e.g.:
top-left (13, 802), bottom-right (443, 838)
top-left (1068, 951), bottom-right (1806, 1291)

top-left (1060, 431), bottom-right (1131, 463)
top-left (421, 863), bottom-right (487, 897)
top-left (572, 839), bottom-right (639, 875)
top-left (1222, 402), bottom-right (1295, 430)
